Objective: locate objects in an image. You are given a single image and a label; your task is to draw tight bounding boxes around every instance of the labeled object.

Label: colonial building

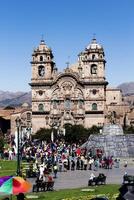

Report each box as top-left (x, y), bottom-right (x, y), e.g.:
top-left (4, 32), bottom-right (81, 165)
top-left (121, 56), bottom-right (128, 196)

top-left (29, 38), bottom-right (132, 134)
top-left (10, 103), bottom-right (32, 138)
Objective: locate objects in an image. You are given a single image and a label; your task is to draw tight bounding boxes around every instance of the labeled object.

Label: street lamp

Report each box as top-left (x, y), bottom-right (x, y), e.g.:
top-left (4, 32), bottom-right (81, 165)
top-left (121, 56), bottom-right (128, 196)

top-left (46, 116), bottom-right (61, 142)
top-left (26, 122), bottom-right (32, 141)
top-left (51, 121), bottom-right (60, 142)
top-left (15, 116), bottom-right (21, 176)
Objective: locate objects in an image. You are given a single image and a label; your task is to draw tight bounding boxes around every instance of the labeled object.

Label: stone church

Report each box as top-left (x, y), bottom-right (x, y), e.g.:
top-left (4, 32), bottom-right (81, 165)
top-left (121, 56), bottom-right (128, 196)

top-left (30, 38), bottom-right (128, 134)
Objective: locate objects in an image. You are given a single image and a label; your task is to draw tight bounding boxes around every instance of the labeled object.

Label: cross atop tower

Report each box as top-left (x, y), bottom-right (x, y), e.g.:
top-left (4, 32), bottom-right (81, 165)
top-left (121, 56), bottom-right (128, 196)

top-left (41, 34), bottom-right (45, 43)
top-left (66, 56), bottom-right (70, 68)
top-left (92, 33), bottom-right (97, 43)
top-left (66, 61), bottom-right (69, 68)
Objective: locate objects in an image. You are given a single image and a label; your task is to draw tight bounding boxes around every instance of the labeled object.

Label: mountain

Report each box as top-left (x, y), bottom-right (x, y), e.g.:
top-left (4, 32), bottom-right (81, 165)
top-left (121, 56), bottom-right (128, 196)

top-left (0, 81), bottom-right (134, 108)
top-left (0, 91), bottom-right (31, 107)
top-left (117, 82), bottom-right (134, 106)
top-left (117, 82), bottom-right (134, 95)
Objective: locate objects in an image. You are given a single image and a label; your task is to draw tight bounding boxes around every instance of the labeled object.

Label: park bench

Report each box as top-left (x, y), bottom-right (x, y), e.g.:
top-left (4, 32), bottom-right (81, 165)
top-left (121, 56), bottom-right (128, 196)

top-left (32, 179), bottom-right (45, 192)
top-left (32, 179), bottom-right (54, 192)
top-left (88, 173), bottom-right (106, 186)
top-left (123, 175), bottom-right (134, 184)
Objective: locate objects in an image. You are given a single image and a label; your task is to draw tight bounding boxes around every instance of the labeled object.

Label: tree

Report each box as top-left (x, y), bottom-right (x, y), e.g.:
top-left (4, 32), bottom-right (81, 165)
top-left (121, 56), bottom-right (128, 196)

top-left (0, 136), bottom-right (4, 152)
top-left (123, 125), bottom-right (134, 134)
top-left (64, 124), bottom-right (89, 144)
top-left (32, 128), bottom-right (52, 142)
top-left (32, 124), bottom-right (102, 144)
top-left (88, 125), bottom-right (101, 135)
top-left (0, 129), bottom-right (4, 153)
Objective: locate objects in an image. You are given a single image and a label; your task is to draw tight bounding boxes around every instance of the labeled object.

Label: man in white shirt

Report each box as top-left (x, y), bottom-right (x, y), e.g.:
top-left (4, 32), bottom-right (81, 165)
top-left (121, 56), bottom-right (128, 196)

top-left (39, 165), bottom-right (44, 180)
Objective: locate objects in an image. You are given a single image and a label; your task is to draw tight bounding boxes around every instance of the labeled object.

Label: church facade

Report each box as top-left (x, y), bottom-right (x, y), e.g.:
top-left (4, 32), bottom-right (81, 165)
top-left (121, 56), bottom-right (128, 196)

top-left (30, 38), bottom-right (124, 134)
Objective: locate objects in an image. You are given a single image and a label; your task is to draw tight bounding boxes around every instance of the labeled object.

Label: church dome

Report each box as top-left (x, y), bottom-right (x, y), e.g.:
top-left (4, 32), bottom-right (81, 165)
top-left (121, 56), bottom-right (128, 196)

top-left (86, 38), bottom-right (103, 50)
top-left (38, 39), bottom-right (51, 52)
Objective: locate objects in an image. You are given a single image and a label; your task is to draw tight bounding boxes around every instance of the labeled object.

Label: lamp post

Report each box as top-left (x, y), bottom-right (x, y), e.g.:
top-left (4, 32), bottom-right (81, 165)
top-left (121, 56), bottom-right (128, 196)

top-left (15, 117), bottom-right (21, 176)
top-left (46, 116), bottom-right (61, 142)
top-left (26, 122), bottom-right (32, 141)
top-left (50, 121), bottom-right (60, 142)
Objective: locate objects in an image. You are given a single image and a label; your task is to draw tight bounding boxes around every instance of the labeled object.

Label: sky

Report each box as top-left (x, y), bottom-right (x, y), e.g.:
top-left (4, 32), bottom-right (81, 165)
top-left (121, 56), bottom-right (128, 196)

top-left (0, 0), bottom-right (134, 92)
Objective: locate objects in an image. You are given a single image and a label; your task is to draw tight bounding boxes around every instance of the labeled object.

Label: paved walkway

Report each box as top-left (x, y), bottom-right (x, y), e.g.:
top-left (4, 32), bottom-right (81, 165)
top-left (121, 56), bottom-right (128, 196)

top-left (30, 163), bottom-right (134, 190)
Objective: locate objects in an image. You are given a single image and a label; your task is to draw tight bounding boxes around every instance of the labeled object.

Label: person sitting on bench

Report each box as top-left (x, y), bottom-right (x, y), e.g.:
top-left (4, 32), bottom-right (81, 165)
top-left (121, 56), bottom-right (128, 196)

top-left (88, 173), bottom-right (96, 185)
top-left (45, 173), bottom-right (54, 191)
top-left (33, 176), bottom-right (43, 192)
top-left (89, 173), bottom-right (96, 181)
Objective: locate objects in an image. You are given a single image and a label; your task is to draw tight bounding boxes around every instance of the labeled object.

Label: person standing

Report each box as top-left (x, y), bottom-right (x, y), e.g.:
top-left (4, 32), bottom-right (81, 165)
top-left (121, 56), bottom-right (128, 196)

top-left (88, 158), bottom-right (94, 170)
top-left (58, 160), bottom-right (63, 172)
top-left (39, 164), bottom-right (44, 180)
top-left (76, 157), bottom-right (80, 170)
top-left (53, 163), bottom-right (58, 178)
top-left (84, 157), bottom-right (88, 170)
top-left (124, 160), bottom-right (128, 168)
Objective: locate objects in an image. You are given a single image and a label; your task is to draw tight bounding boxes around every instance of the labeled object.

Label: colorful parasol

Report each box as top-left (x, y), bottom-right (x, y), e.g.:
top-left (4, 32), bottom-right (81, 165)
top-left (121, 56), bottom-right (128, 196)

top-left (0, 176), bottom-right (31, 195)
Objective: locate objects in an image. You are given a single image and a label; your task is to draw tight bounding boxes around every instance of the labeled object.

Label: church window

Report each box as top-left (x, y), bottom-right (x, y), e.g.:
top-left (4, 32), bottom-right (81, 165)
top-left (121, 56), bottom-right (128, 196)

top-left (39, 90), bottom-right (43, 96)
top-left (40, 56), bottom-right (43, 61)
top-left (47, 56), bottom-right (50, 60)
top-left (27, 112), bottom-right (31, 121)
top-left (38, 104), bottom-right (44, 112)
top-left (113, 111), bottom-right (116, 118)
top-left (65, 98), bottom-right (71, 110)
top-left (92, 103), bottom-right (97, 111)
top-left (38, 65), bottom-right (45, 77)
top-left (92, 89), bottom-right (97, 95)
top-left (92, 54), bottom-right (95, 60)
top-left (91, 64), bottom-right (97, 74)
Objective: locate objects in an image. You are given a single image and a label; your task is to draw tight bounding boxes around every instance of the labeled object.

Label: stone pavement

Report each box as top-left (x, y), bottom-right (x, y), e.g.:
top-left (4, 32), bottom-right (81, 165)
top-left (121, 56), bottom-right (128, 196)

top-left (54, 166), bottom-right (134, 190)
top-left (30, 163), bottom-right (134, 190)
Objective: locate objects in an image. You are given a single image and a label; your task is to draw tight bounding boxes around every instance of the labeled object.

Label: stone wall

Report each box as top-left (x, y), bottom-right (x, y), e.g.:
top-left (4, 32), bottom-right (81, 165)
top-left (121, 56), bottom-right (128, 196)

top-left (83, 134), bottom-right (134, 157)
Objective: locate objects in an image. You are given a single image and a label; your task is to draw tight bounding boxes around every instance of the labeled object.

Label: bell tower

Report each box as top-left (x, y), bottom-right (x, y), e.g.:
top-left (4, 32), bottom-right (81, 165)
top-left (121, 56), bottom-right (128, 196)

top-left (78, 38), bottom-right (106, 81)
top-left (30, 40), bottom-right (55, 133)
top-left (77, 38), bottom-right (108, 128)
top-left (31, 39), bottom-right (55, 82)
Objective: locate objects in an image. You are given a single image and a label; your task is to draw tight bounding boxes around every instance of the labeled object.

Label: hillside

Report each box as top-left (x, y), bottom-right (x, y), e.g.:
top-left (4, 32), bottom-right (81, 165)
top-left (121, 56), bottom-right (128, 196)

top-left (0, 82), bottom-right (133, 108)
top-left (0, 91), bottom-right (31, 107)
top-left (117, 82), bottom-right (134, 106)
top-left (117, 82), bottom-right (134, 95)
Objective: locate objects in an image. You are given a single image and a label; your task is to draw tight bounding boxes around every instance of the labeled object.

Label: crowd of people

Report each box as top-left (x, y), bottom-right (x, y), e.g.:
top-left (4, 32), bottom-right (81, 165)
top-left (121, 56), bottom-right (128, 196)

top-left (1, 138), bottom-right (116, 180)
top-left (1, 137), bottom-right (131, 200)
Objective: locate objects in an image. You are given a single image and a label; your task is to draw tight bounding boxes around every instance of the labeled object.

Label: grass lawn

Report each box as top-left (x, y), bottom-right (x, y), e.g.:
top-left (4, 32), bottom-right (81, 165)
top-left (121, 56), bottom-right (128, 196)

top-left (27, 185), bottom-right (119, 200)
top-left (2, 185), bottom-right (119, 200)
top-left (0, 161), bottom-right (120, 200)
top-left (0, 160), bottom-right (17, 176)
